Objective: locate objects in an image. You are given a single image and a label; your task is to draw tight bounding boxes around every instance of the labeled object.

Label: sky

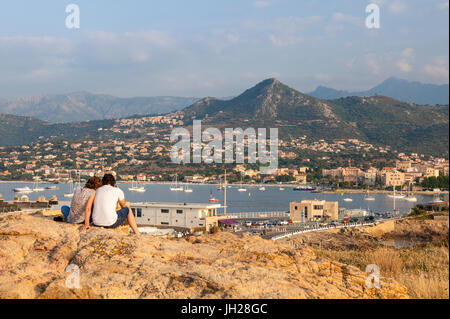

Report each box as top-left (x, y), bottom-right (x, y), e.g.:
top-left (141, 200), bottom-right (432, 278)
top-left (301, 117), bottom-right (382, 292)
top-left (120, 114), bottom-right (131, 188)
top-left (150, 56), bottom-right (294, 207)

top-left (0, 0), bottom-right (448, 99)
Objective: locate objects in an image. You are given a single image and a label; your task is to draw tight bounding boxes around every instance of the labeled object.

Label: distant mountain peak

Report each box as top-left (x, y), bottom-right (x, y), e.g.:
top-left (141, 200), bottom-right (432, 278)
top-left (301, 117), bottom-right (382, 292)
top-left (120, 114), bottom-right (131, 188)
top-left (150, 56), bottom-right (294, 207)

top-left (309, 77), bottom-right (449, 105)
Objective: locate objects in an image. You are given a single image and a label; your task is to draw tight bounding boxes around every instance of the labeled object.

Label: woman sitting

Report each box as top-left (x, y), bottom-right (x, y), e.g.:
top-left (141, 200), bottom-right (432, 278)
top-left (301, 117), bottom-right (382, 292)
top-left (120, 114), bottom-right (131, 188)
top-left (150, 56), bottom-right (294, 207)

top-left (61, 176), bottom-right (102, 224)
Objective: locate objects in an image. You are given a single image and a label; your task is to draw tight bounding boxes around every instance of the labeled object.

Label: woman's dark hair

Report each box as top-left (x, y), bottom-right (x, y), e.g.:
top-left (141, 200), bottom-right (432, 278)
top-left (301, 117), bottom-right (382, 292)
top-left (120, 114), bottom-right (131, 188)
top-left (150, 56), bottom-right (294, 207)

top-left (84, 176), bottom-right (102, 190)
top-left (102, 173), bottom-right (116, 187)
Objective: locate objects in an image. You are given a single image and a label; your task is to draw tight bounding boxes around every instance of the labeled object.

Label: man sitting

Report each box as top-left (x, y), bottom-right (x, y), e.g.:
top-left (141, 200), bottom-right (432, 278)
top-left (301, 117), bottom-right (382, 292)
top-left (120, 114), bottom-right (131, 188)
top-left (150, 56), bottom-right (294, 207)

top-left (83, 173), bottom-right (140, 235)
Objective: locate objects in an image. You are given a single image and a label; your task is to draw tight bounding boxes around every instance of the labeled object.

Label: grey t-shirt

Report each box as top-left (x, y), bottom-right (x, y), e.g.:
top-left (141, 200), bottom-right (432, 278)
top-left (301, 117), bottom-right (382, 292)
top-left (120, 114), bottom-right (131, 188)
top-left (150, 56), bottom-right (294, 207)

top-left (68, 187), bottom-right (95, 224)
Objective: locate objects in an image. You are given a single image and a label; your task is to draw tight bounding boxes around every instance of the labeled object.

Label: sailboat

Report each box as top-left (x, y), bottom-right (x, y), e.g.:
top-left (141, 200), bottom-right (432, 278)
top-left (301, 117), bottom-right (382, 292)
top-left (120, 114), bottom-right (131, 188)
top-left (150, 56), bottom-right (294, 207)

top-left (209, 191), bottom-right (219, 202)
top-left (404, 183), bottom-right (417, 202)
top-left (388, 188), bottom-right (405, 199)
top-left (217, 177), bottom-right (225, 191)
top-left (170, 174), bottom-right (183, 191)
top-left (405, 194), bottom-right (417, 202)
top-left (64, 179), bottom-right (74, 198)
top-left (364, 190), bottom-right (375, 201)
top-left (129, 180), bottom-right (146, 192)
top-left (238, 176), bottom-right (247, 192)
top-left (184, 184), bottom-right (193, 193)
top-left (32, 182), bottom-right (45, 192)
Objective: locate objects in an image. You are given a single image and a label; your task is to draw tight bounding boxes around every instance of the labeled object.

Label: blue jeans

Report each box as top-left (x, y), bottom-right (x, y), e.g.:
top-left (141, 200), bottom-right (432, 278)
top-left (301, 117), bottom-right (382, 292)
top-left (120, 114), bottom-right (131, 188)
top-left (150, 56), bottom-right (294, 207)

top-left (61, 205), bottom-right (92, 223)
top-left (105, 207), bottom-right (130, 229)
top-left (61, 206), bottom-right (70, 220)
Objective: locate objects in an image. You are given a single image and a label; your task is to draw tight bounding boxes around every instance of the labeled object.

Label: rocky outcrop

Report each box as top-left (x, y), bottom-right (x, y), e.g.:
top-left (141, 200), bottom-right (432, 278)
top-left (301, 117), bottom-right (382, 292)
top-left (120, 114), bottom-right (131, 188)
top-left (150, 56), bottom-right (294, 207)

top-left (0, 212), bottom-right (409, 299)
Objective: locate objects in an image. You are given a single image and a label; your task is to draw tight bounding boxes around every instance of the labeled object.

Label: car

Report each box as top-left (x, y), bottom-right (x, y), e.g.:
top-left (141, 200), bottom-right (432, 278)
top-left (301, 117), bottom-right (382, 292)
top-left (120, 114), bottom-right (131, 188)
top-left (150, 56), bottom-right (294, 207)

top-left (364, 216), bottom-right (375, 222)
top-left (279, 220), bottom-right (289, 225)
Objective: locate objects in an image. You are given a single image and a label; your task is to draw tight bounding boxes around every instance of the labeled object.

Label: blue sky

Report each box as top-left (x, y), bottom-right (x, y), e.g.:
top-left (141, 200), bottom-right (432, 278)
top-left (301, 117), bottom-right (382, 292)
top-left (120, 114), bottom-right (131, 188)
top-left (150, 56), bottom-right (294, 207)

top-left (0, 0), bottom-right (448, 98)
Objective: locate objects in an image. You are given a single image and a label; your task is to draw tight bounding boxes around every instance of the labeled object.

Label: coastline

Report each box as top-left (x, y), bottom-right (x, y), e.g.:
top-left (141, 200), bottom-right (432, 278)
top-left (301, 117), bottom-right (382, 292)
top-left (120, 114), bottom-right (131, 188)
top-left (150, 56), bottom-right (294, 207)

top-left (1, 180), bottom-right (446, 195)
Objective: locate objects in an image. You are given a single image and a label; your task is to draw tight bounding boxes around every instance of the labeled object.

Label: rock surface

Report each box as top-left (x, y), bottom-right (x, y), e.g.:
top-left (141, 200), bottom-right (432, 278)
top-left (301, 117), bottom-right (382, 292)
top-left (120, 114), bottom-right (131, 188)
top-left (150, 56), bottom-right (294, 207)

top-left (0, 212), bottom-right (409, 299)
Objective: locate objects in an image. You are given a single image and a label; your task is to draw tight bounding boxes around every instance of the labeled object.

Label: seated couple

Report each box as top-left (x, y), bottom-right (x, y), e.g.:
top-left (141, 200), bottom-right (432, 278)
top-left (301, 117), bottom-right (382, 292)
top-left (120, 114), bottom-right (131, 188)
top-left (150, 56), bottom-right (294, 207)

top-left (61, 174), bottom-right (140, 235)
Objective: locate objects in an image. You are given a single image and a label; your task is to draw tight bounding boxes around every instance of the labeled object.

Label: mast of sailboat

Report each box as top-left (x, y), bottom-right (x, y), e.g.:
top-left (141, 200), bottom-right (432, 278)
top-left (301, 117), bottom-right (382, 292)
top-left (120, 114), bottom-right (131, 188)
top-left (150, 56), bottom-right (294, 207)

top-left (224, 169), bottom-right (227, 217)
top-left (393, 187), bottom-right (396, 211)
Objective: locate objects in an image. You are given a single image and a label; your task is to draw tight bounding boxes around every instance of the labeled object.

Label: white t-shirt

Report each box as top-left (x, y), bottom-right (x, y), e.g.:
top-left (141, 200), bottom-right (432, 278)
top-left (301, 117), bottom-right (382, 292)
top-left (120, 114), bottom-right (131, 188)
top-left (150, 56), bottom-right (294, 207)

top-left (92, 185), bottom-right (125, 226)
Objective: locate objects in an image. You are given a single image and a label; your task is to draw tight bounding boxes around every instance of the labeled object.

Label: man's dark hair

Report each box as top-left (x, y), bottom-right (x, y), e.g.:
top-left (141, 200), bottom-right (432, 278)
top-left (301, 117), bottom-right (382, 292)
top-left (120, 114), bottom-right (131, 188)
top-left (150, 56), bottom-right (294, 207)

top-left (102, 174), bottom-right (116, 186)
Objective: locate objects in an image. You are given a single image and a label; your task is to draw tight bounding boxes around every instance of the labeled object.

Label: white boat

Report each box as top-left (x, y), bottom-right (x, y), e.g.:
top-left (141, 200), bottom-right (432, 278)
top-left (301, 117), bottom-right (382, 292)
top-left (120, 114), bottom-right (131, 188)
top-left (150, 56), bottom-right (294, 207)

top-left (32, 182), bottom-right (45, 192)
top-left (279, 187), bottom-right (285, 191)
top-left (184, 185), bottom-right (193, 193)
top-left (388, 194), bottom-right (405, 199)
top-left (238, 176), bottom-right (246, 192)
top-left (343, 198), bottom-right (353, 202)
top-left (134, 186), bottom-right (146, 193)
top-left (64, 174), bottom-right (75, 198)
top-left (13, 186), bottom-right (33, 193)
top-left (129, 181), bottom-right (146, 192)
top-left (259, 186), bottom-right (266, 191)
top-left (45, 186), bottom-right (58, 190)
top-left (364, 191), bottom-right (375, 201)
top-left (170, 174), bottom-right (183, 191)
top-left (405, 196), bottom-right (417, 202)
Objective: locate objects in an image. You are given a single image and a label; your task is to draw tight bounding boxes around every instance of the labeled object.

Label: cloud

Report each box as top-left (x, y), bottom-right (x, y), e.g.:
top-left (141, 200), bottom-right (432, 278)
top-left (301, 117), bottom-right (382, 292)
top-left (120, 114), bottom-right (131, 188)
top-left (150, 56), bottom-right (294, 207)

top-left (200, 29), bottom-right (242, 53)
top-left (253, 1), bottom-right (273, 8)
top-left (81, 30), bottom-right (176, 64)
top-left (366, 55), bottom-right (381, 75)
top-left (424, 56), bottom-right (449, 80)
top-left (388, 0), bottom-right (407, 14)
top-left (437, 1), bottom-right (449, 9)
top-left (396, 61), bottom-right (412, 72)
top-left (331, 13), bottom-right (363, 27)
top-left (266, 16), bottom-right (322, 46)
top-left (396, 48), bottom-right (414, 72)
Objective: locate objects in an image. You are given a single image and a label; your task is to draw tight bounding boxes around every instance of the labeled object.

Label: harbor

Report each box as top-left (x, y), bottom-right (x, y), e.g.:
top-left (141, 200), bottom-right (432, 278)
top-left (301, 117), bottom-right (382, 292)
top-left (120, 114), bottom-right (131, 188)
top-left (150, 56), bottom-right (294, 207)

top-left (0, 182), bottom-right (434, 216)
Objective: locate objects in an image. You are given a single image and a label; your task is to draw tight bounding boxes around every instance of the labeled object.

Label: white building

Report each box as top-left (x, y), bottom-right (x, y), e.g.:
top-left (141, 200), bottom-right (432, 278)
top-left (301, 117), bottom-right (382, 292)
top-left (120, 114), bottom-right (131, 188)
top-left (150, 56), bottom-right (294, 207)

top-left (131, 202), bottom-right (222, 231)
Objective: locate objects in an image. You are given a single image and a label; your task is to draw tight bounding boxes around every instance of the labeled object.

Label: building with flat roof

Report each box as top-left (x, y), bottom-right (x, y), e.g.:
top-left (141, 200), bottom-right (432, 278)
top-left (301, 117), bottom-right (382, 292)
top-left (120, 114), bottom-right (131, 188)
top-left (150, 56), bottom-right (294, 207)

top-left (131, 202), bottom-right (223, 232)
top-left (290, 200), bottom-right (339, 222)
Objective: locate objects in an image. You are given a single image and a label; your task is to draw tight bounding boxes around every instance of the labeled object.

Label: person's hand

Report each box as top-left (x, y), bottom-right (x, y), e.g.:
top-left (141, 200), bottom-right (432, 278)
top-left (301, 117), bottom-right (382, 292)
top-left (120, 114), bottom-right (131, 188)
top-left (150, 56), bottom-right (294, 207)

top-left (81, 224), bottom-right (90, 231)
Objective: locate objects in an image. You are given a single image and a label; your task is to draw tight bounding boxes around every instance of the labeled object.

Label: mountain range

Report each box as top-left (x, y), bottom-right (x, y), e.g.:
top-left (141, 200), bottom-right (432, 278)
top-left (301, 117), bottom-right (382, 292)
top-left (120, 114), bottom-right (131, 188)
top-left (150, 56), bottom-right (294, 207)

top-left (180, 78), bottom-right (449, 156)
top-left (308, 77), bottom-right (449, 105)
top-left (0, 78), bottom-right (448, 156)
top-left (0, 93), bottom-right (199, 124)
top-left (0, 77), bottom-right (447, 125)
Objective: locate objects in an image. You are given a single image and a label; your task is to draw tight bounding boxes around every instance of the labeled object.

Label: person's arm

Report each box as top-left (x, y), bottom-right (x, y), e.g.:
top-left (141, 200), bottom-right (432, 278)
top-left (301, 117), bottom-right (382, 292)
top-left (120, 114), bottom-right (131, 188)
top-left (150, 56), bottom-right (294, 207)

top-left (118, 198), bottom-right (127, 209)
top-left (82, 193), bottom-right (95, 230)
top-left (118, 188), bottom-right (127, 209)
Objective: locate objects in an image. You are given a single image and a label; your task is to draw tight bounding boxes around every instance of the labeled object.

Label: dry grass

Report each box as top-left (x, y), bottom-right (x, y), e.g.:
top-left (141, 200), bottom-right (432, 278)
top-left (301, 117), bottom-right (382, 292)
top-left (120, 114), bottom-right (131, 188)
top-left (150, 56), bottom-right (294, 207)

top-left (315, 245), bottom-right (449, 299)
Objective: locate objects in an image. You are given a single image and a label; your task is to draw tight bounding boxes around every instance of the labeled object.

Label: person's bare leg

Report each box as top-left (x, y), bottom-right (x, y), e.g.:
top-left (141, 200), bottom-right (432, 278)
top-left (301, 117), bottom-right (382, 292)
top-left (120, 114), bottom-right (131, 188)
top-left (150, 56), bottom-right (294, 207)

top-left (126, 209), bottom-right (140, 235)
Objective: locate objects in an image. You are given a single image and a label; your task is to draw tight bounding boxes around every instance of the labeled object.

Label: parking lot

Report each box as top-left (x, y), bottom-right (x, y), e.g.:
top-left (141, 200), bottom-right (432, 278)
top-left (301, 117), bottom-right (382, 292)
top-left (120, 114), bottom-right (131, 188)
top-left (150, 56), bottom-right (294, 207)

top-left (223, 215), bottom-right (385, 239)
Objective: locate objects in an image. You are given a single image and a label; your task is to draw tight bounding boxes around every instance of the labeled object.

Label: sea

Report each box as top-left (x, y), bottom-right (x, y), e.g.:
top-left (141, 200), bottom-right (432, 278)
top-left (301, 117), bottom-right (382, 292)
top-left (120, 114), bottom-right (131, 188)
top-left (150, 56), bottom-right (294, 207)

top-left (0, 182), bottom-right (432, 215)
